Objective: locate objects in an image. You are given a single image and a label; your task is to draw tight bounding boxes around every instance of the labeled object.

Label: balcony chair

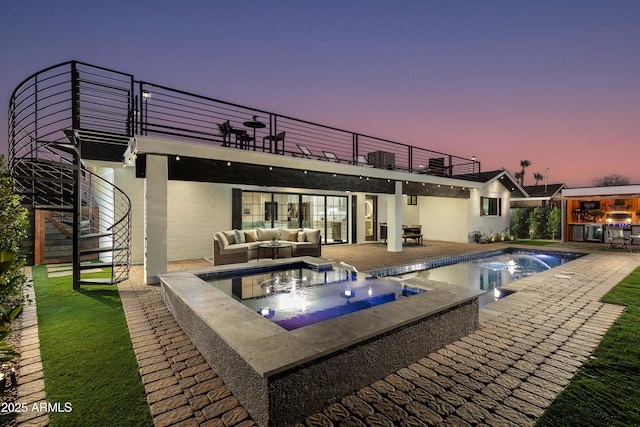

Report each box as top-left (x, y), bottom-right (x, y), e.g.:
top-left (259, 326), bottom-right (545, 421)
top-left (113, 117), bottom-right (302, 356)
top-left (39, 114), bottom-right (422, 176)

top-left (354, 154), bottom-right (374, 167)
top-left (297, 144), bottom-right (324, 160)
top-left (323, 151), bottom-right (340, 162)
top-left (607, 228), bottom-right (631, 251)
top-left (218, 120), bottom-right (251, 148)
top-left (237, 132), bottom-right (255, 150)
top-left (262, 131), bottom-right (286, 154)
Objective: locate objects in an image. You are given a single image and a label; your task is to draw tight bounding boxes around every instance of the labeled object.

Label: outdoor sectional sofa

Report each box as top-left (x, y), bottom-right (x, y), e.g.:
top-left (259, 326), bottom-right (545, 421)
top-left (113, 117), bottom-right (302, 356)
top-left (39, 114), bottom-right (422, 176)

top-left (213, 227), bottom-right (322, 265)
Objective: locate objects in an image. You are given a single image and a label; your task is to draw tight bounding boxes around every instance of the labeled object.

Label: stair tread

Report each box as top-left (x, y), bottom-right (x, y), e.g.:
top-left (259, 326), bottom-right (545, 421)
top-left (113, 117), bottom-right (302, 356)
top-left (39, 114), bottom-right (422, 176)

top-left (79, 262), bottom-right (112, 269)
top-left (35, 205), bottom-right (74, 212)
top-left (13, 175), bottom-right (75, 184)
top-left (15, 157), bottom-right (77, 169)
top-left (81, 246), bottom-right (127, 255)
top-left (80, 232), bottom-right (112, 239)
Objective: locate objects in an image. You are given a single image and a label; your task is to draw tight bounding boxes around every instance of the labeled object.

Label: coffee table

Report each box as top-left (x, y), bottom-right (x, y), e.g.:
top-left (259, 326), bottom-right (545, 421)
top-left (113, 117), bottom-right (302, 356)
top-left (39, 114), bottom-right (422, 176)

top-left (258, 242), bottom-right (292, 260)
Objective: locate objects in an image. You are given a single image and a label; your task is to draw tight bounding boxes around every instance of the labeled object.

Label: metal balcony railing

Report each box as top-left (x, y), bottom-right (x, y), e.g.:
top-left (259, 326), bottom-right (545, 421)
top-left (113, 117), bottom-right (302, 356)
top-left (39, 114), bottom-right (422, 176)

top-left (137, 80), bottom-right (481, 178)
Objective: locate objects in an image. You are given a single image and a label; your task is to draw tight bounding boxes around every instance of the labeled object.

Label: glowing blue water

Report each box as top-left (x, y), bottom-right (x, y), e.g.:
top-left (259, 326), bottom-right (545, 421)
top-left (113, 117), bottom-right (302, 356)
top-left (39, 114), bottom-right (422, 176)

top-left (398, 250), bottom-right (580, 306)
top-left (206, 267), bottom-right (424, 331)
top-left (206, 249), bottom-right (583, 329)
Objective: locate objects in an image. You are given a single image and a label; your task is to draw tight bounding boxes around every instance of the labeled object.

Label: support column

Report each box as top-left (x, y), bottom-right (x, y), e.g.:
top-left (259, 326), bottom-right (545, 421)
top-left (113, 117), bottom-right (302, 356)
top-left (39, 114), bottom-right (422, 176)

top-left (144, 154), bottom-right (168, 284)
top-left (355, 193), bottom-right (366, 244)
top-left (561, 199), bottom-right (567, 242)
top-left (387, 181), bottom-right (403, 252)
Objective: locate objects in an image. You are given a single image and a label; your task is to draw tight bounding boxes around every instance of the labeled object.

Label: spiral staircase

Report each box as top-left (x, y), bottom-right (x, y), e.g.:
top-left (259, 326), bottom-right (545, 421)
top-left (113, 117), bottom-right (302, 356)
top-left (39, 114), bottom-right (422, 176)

top-left (8, 62), bottom-right (133, 289)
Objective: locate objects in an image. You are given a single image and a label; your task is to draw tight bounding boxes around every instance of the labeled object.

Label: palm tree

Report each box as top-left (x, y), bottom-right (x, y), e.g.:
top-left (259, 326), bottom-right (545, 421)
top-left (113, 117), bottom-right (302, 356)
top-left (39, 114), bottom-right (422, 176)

top-left (514, 171), bottom-right (524, 184)
top-left (533, 172), bottom-right (544, 185)
top-left (519, 160), bottom-right (531, 186)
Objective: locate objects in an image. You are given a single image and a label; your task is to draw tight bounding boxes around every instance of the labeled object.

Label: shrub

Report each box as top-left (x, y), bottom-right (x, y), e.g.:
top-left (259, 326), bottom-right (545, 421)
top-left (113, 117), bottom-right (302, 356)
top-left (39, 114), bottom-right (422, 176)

top-left (0, 155), bottom-right (30, 370)
top-left (0, 155), bottom-right (30, 310)
top-left (528, 207), bottom-right (545, 239)
top-left (511, 208), bottom-right (526, 238)
top-left (547, 206), bottom-right (562, 240)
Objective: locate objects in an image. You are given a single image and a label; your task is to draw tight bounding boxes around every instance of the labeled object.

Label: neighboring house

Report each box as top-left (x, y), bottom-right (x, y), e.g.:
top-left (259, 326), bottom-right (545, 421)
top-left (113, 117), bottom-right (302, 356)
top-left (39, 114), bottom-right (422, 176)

top-left (8, 61), bottom-right (520, 286)
top-left (510, 184), bottom-right (565, 210)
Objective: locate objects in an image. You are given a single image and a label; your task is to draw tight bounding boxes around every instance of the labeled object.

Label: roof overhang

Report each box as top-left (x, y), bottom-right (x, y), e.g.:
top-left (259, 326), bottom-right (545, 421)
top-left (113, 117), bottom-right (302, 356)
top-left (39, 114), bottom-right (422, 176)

top-left (124, 135), bottom-right (484, 190)
top-left (562, 185), bottom-right (640, 199)
top-left (487, 170), bottom-right (527, 196)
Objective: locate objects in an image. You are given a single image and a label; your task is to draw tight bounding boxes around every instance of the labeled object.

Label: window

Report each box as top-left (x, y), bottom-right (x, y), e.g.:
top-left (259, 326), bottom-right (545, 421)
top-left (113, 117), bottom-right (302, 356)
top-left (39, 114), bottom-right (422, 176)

top-left (241, 191), bottom-right (348, 244)
top-left (481, 197), bottom-right (501, 216)
top-left (407, 195), bottom-right (417, 205)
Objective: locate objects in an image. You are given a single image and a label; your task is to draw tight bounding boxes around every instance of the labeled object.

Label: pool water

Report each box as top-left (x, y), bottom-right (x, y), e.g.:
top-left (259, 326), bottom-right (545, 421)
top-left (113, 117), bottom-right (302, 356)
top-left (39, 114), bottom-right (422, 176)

top-left (206, 267), bottom-right (425, 330)
top-left (395, 249), bottom-right (583, 306)
top-left (205, 249), bottom-right (583, 329)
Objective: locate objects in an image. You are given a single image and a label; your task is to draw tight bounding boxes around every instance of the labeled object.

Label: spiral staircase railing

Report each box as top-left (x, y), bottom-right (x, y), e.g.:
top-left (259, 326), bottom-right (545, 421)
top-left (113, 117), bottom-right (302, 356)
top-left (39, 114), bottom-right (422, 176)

top-left (8, 61), bottom-right (133, 288)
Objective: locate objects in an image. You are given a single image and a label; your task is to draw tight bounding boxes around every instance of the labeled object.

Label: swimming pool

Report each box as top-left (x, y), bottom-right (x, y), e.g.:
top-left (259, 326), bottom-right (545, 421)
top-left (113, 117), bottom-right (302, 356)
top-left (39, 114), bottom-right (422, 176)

top-left (206, 266), bottom-right (425, 330)
top-left (383, 248), bottom-right (585, 306)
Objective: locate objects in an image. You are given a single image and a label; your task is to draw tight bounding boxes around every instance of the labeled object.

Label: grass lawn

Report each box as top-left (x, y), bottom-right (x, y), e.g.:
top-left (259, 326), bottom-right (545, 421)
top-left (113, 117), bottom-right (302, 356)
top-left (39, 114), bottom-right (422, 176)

top-left (535, 267), bottom-right (640, 426)
top-left (32, 265), bottom-right (153, 426)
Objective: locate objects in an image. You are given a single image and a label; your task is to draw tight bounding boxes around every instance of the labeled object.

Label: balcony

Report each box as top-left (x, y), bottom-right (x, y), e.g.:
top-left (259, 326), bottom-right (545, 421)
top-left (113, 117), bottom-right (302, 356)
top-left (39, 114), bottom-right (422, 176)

top-left (9, 61), bottom-right (480, 180)
top-left (138, 80), bottom-right (480, 178)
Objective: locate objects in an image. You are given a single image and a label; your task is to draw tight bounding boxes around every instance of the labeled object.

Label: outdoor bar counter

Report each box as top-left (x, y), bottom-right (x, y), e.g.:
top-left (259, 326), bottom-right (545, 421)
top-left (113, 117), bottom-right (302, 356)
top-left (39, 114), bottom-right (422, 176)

top-left (562, 186), bottom-right (640, 244)
top-left (567, 222), bottom-right (640, 243)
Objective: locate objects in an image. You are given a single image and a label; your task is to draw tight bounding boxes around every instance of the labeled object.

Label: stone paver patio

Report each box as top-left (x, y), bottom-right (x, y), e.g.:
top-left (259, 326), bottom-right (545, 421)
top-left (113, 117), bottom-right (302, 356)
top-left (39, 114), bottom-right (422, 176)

top-left (15, 242), bottom-right (640, 426)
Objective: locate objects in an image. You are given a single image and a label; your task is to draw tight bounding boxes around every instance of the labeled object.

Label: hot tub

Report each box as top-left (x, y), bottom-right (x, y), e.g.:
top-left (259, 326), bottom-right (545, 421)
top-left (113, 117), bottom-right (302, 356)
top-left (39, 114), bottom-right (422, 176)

top-left (160, 258), bottom-right (482, 426)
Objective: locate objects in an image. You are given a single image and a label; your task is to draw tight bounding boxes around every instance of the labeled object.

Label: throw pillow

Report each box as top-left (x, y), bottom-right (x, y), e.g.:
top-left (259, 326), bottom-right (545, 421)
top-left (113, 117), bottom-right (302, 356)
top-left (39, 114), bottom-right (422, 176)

top-left (304, 229), bottom-right (321, 244)
top-left (234, 229), bottom-right (246, 244)
top-left (215, 233), bottom-right (229, 249)
top-left (222, 230), bottom-right (236, 245)
top-left (245, 231), bottom-right (257, 243)
top-left (288, 231), bottom-right (298, 242)
top-left (297, 231), bottom-right (306, 242)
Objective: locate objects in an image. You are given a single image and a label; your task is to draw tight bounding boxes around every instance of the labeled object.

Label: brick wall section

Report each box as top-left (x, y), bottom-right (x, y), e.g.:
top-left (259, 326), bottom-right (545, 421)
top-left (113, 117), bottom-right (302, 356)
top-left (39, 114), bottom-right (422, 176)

top-left (168, 182), bottom-right (231, 261)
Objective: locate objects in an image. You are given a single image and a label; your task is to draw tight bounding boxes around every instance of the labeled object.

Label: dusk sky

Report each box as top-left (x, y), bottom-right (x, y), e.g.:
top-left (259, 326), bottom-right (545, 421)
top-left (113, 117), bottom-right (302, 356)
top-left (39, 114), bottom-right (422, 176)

top-left (1, 1), bottom-right (639, 187)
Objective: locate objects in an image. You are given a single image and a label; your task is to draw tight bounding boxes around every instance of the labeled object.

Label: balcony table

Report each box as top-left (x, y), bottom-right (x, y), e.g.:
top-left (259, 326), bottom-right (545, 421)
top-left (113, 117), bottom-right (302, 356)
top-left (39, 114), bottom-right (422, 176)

top-left (243, 117), bottom-right (266, 151)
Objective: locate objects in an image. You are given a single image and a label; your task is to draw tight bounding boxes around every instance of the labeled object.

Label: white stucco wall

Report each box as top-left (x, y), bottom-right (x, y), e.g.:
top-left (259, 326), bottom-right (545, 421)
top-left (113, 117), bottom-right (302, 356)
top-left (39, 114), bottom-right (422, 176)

top-left (402, 197), bottom-right (420, 226)
top-left (113, 161), bottom-right (514, 263)
top-left (419, 196), bottom-right (469, 243)
top-left (468, 181), bottom-right (511, 238)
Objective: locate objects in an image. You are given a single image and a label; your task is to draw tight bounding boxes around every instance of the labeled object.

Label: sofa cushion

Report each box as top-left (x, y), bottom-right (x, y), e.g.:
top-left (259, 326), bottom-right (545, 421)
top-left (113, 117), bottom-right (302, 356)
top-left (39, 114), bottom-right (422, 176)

top-left (303, 228), bottom-right (321, 245)
top-left (257, 228), bottom-right (280, 241)
top-left (293, 242), bottom-right (315, 249)
top-left (219, 243), bottom-right (251, 255)
top-left (297, 231), bottom-right (306, 242)
top-left (222, 230), bottom-right (236, 245)
top-left (215, 232), bottom-right (230, 249)
top-left (286, 230), bottom-right (299, 242)
top-left (245, 230), bottom-right (257, 243)
top-left (234, 229), bottom-right (246, 244)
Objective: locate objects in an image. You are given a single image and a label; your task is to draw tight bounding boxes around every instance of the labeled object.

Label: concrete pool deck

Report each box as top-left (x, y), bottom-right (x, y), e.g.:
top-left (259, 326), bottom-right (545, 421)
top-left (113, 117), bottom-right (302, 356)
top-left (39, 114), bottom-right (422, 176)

top-left (16, 241), bottom-right (640, 426)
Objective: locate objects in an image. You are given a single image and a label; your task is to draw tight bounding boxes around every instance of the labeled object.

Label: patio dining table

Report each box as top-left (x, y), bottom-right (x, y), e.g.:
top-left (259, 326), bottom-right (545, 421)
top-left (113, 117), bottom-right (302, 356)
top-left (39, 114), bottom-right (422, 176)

top-left (243, 116), bottom-right (266, 151)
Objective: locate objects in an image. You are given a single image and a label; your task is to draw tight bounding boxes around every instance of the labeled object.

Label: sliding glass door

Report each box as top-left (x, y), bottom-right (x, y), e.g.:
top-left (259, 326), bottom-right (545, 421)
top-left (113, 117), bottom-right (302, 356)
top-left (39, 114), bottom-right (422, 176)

top-left (241, 191), bottom-right (348, 244)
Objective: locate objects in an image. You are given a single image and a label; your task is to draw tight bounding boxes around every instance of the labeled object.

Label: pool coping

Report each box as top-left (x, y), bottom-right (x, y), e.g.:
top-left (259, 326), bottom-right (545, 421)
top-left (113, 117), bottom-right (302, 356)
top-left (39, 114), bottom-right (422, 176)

top-left (160, 265), bottom-right (482, 378)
